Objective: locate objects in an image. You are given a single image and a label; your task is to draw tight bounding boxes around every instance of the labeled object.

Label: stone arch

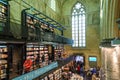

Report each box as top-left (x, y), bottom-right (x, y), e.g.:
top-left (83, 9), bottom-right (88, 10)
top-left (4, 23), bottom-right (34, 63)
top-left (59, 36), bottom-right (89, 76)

top-left (62, 0), bottom-right (90, 16)
top-left (71, 1), bottom-right (86, 14)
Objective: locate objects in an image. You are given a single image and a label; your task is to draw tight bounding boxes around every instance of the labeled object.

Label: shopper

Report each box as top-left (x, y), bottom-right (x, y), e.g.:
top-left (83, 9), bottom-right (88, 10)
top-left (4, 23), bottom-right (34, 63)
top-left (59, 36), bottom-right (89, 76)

top-left (92, 73), bottom-right (97, 80)
top-left (80, 65), bottom-right (84, 77)
top-left (86, 70), bottom-right (92, 80)
top-left (96, 66), bottom-right (100, 77)
top-left (23, 56), bottom-right (33, 73)
top-left (76, 64), bottom-right (80, 74)
top-left (91, 67), bottom-right (97, 75)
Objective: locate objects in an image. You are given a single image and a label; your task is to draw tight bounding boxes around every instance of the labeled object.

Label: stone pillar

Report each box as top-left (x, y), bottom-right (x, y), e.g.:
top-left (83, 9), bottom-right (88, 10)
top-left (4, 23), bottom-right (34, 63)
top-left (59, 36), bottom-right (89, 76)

top-left (111, 0), bottom-right (116, 37)
top-left (101, 47), bottom-right (120, 80)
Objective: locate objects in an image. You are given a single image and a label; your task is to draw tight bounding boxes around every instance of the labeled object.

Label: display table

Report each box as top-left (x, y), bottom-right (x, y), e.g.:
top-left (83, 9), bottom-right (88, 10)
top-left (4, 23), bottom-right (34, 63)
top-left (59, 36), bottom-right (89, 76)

top-left (70, 73), bottom-right (83, 80)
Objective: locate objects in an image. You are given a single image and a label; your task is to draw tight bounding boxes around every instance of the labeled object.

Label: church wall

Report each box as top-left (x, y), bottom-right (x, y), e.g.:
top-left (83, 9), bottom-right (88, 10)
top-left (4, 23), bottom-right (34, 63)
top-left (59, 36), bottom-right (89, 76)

top-left (61, 0), bottom-right (101, 69)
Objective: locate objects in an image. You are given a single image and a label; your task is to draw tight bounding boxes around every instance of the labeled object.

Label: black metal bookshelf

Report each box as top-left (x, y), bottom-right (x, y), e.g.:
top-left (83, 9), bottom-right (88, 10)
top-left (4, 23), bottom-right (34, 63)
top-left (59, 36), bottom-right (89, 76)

top-left (0, 0), bottom-right (10, 36)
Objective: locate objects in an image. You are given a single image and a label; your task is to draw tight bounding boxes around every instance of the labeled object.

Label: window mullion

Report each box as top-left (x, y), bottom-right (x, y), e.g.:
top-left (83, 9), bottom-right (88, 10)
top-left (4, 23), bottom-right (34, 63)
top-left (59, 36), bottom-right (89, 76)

top-left (78, 14), bottom-right (79, 47)
top-left (72, 3), bottom-right (86, 48)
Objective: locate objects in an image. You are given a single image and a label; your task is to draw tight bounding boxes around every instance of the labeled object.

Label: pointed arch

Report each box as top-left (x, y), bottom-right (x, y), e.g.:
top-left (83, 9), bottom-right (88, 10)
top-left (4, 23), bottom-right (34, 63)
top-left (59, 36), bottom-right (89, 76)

top-left (72, 2), bottom-right (86, 47)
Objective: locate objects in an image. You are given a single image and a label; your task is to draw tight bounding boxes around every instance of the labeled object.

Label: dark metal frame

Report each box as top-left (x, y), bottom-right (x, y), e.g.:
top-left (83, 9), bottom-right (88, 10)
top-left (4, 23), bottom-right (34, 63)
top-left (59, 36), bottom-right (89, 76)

top-left (0, 0), bottom-right (10, 36)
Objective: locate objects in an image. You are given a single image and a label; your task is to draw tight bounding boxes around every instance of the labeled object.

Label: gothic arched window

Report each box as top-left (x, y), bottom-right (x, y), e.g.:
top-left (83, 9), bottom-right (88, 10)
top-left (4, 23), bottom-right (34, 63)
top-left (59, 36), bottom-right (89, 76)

top-left (72, 3), bottom-right (86, 47)
top-left (51, 0), bottom-right (56, 11)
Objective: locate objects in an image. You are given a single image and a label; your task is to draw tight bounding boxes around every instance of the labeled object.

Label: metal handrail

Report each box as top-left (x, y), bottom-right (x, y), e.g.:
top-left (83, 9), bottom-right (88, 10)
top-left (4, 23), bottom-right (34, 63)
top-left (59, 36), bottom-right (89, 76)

top-left (21, 0), bottom-right (66, 31)
top-left (0, 0), bottom-right (8, 5)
